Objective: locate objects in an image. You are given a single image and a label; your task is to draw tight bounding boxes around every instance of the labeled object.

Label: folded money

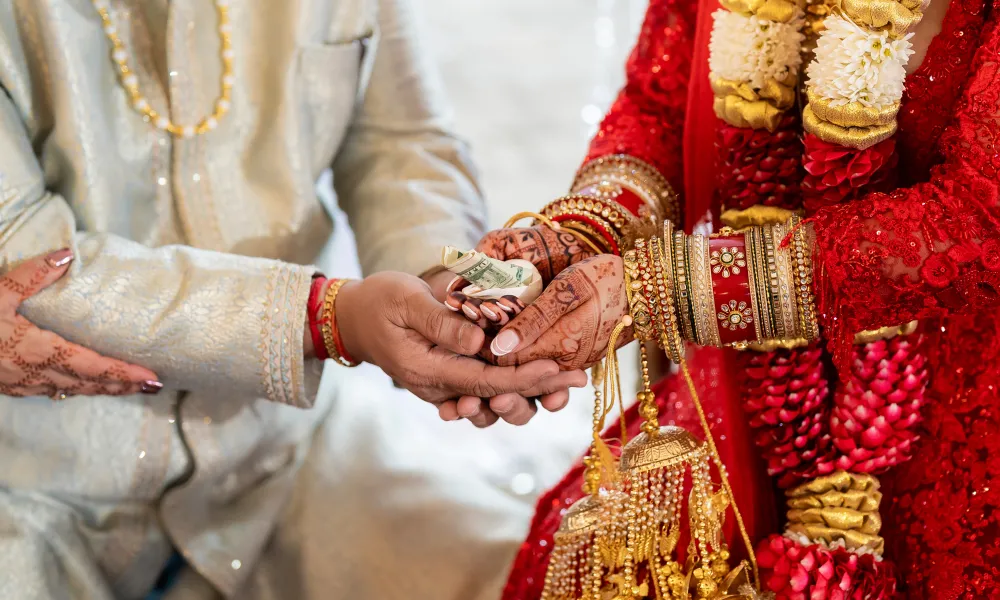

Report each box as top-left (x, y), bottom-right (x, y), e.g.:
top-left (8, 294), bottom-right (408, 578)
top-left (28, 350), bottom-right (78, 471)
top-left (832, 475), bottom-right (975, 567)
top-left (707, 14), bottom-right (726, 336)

top-left (441, 246), bottom-right (543, 304)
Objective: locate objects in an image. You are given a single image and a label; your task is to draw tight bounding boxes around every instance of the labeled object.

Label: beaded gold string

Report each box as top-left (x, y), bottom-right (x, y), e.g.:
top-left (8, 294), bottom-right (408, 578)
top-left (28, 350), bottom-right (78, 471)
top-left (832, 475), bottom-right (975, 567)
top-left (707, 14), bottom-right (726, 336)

top-left (93, 0), bottom-right (234, 137)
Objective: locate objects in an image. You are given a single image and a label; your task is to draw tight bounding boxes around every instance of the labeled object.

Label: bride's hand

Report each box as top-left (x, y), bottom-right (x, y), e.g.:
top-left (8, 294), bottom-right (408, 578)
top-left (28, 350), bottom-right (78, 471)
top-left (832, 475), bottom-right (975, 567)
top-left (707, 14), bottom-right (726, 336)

top-left (485, 254), bottom-right (632, 371)
top-left (444, 225), bottom-right (596, 329)
top-left (0, 249), bottom-right (162, 398)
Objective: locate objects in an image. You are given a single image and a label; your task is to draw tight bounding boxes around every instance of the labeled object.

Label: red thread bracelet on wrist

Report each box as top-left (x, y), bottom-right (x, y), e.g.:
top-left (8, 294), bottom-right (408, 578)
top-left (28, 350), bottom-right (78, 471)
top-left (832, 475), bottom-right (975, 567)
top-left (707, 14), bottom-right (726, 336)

top-left (307, 275), bottom-right (330, 361)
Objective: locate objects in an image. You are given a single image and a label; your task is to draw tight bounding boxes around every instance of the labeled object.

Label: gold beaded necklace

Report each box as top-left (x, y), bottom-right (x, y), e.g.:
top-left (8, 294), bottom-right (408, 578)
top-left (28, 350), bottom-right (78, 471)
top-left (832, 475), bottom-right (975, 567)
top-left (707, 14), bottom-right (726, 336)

top-left (92, 0), bottom-right (234, 138)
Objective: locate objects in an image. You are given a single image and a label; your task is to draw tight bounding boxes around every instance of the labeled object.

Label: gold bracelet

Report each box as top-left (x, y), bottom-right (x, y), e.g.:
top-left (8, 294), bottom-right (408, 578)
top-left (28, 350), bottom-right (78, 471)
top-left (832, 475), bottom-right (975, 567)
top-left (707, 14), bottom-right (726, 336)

top-left (672, 229), bottom-right (697, 344)
top-left (789, 216), bottom-right (820, 341)
top-left (540, 195), bottom-right (627, 251)
top-left (768, 222), bottom-right (799, 341)
top-left (623, 249), bottom-right (654, 342)
top-left (649, 231), bottom-right (684, 362)
top-left (744, 227), bottom-right (767, 342)
top-left (320, 279), bottom-right (360, 368)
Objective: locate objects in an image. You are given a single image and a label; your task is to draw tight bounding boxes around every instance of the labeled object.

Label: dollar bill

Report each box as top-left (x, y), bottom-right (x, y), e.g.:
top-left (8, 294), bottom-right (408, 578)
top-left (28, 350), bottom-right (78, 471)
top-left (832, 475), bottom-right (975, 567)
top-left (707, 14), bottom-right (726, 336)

top-left (440, 246), bottom-right (543, 303)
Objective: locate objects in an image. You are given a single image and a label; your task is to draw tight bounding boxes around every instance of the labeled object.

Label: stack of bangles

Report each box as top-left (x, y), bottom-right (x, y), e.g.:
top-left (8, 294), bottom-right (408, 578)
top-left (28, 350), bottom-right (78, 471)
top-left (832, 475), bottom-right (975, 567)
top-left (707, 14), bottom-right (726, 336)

top-left (306, 276), bottom-right (360, 367)
top-left (624, 216), bottom-right (820, 360)
top-left (536, 155), bottom-right (681, 255)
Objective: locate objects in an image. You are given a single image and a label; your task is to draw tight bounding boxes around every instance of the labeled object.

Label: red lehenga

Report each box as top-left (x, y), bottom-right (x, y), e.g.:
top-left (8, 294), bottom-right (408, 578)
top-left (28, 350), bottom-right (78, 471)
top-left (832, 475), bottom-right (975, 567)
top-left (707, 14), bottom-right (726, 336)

top-left (503, 0), bottom-right (1000, 597)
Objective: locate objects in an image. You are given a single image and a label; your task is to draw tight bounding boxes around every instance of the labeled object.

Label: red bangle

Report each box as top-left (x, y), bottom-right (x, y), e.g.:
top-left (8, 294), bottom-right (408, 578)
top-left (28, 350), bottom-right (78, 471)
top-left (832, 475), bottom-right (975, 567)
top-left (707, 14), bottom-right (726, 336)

top-left (551, 214), bottom-right (621, 255)
top-left (574, 184), bottom-right (647, 220)
top-left (307, 275), bottom-right (329, 361)
top-left (708, 235), bottom-right (756, 346)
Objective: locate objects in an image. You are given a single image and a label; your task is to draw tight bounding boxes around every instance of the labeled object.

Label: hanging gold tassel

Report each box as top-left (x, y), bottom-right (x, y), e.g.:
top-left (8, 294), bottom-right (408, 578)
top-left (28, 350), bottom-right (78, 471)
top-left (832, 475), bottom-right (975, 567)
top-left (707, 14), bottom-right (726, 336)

top-left (541, 351), bottom-right (629, 600)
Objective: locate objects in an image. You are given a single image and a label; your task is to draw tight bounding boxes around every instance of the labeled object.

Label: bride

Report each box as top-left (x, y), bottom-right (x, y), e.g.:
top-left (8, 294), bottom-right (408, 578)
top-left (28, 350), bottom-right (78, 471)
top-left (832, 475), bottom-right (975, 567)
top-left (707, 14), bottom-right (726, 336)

top-left (450, 0), bottom-right (1000, 596)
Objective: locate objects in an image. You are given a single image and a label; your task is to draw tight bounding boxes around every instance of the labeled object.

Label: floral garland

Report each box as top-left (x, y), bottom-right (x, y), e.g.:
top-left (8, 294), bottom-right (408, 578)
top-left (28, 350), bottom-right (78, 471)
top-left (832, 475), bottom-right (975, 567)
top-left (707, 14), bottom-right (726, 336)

top-left (707, 0), bottom-right (932, 597)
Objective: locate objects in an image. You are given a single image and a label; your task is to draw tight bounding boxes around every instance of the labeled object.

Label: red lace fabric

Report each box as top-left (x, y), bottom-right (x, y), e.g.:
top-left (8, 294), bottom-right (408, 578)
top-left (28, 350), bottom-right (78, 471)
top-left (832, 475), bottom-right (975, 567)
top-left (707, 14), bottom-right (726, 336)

top-left (505, 0), bottom-right (1000, 598)
top-left (811, 6), bottom-right (999, 341)
top-left (583, 0), bottom-right (695, 202)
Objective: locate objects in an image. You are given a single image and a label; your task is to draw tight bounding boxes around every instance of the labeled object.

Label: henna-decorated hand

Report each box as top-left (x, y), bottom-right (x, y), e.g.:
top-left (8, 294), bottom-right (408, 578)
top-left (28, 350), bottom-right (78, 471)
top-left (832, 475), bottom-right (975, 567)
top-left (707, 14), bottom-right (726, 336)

top-left (445, 225), bottom-right (596, 330)
top-left (486, 254), bottom-right (632, 371)
top-left (0, 249), bottom-right (162, 398)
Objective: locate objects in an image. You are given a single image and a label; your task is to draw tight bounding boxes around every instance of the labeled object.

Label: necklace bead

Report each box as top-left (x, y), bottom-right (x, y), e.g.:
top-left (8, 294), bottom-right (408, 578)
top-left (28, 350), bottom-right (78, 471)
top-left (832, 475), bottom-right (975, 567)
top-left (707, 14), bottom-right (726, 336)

top-left (93, 0), bottom-right (234, 137)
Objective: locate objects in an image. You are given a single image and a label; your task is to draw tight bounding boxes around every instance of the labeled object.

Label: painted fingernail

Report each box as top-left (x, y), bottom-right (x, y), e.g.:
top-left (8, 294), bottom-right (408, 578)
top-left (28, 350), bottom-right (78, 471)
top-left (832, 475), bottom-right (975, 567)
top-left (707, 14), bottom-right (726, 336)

top-left (462, 305), bottom-right (480, 320)
top-left (46, 248), bottom-right (74, 269)
top-left (491, 330), bottom-right (520, 356)
top-left (140, 380), bottom-right (163, 394)
top-left (496, 302), bottom-right (514, 313)
top-left (481, 305), bottom-right (499, 321)
top-left (444, 302), bottom-right (460, 312)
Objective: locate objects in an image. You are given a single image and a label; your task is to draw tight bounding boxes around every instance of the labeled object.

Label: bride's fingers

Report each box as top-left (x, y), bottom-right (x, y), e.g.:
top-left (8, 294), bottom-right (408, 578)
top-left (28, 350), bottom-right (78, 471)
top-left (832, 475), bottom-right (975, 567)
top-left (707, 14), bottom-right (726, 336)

top-left (490, 270), bottom-right (593, 358)
top-left (445, 291), bottom-right (467, 312)
top-left (478, 301), bottom-right (503, 323)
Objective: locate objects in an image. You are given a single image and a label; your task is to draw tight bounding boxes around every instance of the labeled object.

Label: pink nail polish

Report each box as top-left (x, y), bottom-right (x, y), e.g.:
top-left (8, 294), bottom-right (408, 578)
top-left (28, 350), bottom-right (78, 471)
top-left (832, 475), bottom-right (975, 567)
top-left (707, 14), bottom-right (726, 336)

top-left (462, 305), bottom-right (480, 320)
top-left (481, 306), bottom-right (498, 321)
top-left (140, 380), bottom-right (163, 394)
top-left (46, 248), bottom-right (74, 269)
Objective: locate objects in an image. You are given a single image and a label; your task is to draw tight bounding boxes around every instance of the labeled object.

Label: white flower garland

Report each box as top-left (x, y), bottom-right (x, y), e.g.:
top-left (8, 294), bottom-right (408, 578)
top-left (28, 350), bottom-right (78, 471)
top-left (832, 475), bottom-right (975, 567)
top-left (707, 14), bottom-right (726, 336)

top-left (806, 14), bottom-right (915, 109)
top-left (709, 9), bottom-right (806, 89)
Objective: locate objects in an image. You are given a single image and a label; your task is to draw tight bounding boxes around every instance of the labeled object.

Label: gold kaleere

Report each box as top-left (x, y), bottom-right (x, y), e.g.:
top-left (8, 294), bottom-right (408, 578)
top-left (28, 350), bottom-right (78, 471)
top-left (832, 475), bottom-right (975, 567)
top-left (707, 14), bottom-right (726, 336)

top-left (541, 355), bottom-right (629, 600)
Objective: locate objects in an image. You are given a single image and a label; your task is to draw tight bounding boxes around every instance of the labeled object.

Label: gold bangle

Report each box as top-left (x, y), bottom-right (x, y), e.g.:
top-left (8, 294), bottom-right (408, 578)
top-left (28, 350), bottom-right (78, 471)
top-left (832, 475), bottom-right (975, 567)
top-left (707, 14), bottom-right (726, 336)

top-left (689, 233), bottom-right (722, 347)
top-left (571, 154), bottom-right (680, 225)
top-left (540, 195), bottom-right (627, 250)
top-left (649, 232), bottom-right (684, 362)
top-left (770, 221), bottom-right (800, 342)
top-left (623, 249), bottom-right (654, 342)
top-left (789, 216), bottom-right (820, 341)
top-left (744, 227), bottom-right (767, 342)
top-left (504, 210), bottom-right (606, 256)
top-left (320, 279), bottom-right (359, 368)
top-left (672, 229), bottom-right (697, 344)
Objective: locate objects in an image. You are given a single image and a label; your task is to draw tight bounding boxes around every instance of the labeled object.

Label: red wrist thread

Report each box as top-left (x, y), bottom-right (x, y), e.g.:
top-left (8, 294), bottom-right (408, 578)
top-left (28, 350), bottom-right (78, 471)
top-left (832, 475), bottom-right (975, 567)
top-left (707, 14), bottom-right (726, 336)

top-left (307, 275), bottom-right (329, 361)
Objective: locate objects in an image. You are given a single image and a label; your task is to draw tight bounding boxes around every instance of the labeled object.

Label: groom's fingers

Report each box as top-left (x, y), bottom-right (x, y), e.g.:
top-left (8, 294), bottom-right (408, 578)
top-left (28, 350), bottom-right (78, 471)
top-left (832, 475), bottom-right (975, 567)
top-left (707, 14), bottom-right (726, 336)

top-left (490, 270), bottom-right (593, 357)
top-left (539, 390), bottom-right (570, 412)
top-left (489, 393), bottom-right (538, 426)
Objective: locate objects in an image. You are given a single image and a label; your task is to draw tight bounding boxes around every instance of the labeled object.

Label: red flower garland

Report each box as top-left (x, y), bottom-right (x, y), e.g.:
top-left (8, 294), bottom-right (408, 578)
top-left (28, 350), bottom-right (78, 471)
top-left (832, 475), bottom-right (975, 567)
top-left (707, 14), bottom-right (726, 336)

top-left (802, 134), bottom-right (898, 212)
top-left (756, 535), bottom-right (897, 600)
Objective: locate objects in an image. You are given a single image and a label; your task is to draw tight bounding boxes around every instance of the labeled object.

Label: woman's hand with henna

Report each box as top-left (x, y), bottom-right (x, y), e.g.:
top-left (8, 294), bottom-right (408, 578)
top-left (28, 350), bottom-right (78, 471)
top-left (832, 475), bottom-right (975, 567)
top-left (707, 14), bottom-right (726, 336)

top-left (485, 254), bottom-right (632, 371)
top-left (0, 249), bottom-right (162, 398)
top-left (445, 225), bottom-right (596, 329)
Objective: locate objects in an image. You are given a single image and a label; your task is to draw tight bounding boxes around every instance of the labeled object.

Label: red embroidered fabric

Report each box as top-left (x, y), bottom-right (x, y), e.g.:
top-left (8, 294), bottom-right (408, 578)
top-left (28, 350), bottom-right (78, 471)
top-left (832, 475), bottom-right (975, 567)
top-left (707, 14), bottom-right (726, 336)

top-left (505, 0), bottom-right (1000, 598)
top-left (582, 0), bottom-right (695, 206)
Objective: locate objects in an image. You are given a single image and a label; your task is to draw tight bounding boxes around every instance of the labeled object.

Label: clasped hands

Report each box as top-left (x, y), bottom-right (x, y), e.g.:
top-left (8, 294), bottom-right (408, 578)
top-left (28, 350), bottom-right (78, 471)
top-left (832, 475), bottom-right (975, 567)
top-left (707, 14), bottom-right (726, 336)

top-left (438, 225), bottom-right (632, 422)
top-left (332, 225), bottom-right (628, 429)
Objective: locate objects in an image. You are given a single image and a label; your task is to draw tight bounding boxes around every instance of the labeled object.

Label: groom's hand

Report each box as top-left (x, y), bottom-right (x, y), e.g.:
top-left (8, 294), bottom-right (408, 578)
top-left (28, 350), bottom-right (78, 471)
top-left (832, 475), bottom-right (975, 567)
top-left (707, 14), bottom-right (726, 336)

top-left (336, 272), bottom-right (585, 427)
top-left (485, 254), bottom-right (633, 371)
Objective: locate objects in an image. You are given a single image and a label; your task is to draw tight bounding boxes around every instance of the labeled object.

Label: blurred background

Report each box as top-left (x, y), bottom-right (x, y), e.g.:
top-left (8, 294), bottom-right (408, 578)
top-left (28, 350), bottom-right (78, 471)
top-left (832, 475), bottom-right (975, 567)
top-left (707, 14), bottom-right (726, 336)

top-left (321, 0), bottom-right (647, 521)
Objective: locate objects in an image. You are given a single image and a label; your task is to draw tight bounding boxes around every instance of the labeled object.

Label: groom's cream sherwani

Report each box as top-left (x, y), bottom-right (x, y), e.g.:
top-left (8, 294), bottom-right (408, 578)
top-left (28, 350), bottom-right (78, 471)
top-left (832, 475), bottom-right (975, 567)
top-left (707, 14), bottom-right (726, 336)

top-left (0, 0), bottom-right (528, 598)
